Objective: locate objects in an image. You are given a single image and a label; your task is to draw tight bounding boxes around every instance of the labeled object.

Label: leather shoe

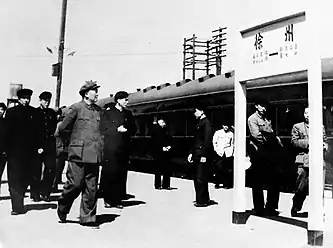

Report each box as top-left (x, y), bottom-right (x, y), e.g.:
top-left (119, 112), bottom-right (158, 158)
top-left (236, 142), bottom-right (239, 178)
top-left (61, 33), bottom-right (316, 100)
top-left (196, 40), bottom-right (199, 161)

top-left (40, 195), bottom-right (51, 202)
top-left (251, 208), bottom-right (265, 217)
top-left (194, 202), bottom-right (208, 207)
top-left (30, 196), bottom-right (41, 202)
top-left (11, 210), bottom-right (26, 215)
top-left (291, 209), bottom-right (298, 217)
top-left (104, 203), bottom-right (123, 209)
top-left (57, 208), bottom-right (67, 223)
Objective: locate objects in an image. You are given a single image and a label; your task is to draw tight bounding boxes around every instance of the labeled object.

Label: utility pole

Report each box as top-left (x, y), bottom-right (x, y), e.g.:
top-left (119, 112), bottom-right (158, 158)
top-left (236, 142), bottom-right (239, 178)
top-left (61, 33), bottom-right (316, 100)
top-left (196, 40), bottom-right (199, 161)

top-left (55, 0), bottom-right (68, 108)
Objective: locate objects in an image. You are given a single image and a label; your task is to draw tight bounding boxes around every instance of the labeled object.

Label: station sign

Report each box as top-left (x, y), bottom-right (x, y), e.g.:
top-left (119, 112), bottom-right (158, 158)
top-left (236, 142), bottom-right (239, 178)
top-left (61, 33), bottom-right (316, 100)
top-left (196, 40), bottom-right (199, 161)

top-left (238, 12), bottom-right (306, 82)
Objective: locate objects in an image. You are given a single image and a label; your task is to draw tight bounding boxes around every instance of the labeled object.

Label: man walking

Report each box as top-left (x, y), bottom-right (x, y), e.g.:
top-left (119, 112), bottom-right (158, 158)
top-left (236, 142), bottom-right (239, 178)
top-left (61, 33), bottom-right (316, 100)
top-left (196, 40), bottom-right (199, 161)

top-left (100, 91), bottom-right (136, 208)
top-left (35, 91), bottom-right (57, 201)
top-left (57, 80), bottom-right (103, 227)
top-left (5, 88), bottom-right (44, 214)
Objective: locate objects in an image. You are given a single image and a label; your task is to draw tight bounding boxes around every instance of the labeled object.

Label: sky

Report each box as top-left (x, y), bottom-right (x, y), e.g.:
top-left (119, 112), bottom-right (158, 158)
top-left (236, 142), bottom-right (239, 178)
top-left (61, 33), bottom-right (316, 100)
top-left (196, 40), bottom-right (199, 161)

top-left (0, 0), bottom-right (332, 107)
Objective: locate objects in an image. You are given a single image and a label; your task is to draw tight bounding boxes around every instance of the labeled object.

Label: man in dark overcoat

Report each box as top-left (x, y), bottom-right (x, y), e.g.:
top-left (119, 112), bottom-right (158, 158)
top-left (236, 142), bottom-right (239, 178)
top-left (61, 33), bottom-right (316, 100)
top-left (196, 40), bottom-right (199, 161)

top-left (151, 116), bottom-right (172, 190)
top-left (0, 102), bottom-right (7, 194)
top-left (187, 105), bottom-right (216, 207)
top-left (33, 91), bottom-right (57, 201)
top-left (5, 89), bottom-right (44, 215)
top-left (100, 91), bottom-right (136, 208)
top-left (57, 80), bottom-right (103, 227)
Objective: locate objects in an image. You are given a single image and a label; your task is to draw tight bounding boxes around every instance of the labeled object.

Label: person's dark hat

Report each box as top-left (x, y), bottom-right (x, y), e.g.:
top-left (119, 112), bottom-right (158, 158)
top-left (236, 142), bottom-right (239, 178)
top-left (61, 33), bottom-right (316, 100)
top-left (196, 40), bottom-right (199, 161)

top-left (17, 88), bottom-right (33, 98)
top-left (114, 91), bottom-right (129, 102)
top-left (39, 91), bottom-right (52, 100)
top-left (254, 98), bottom-right (270, 108)
top-left (0, 102), bottom-right (6, 110)
top-left (79, 80), bottom-right (100, 96)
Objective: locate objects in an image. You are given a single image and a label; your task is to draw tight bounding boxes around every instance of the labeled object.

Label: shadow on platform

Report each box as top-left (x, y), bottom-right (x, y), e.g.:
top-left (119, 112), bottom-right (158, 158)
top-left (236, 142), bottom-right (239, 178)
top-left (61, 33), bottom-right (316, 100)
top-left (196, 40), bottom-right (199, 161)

top-left (265, 215), bottom-right (308, 229)
top-left (25, 203), bottom-right (57, 212)
top-left (63, 214), bottom-right (120, 226)
top-left (0, 195), bottom-right (12, 200)
top-left (121, 200), bottom-right (146, 208)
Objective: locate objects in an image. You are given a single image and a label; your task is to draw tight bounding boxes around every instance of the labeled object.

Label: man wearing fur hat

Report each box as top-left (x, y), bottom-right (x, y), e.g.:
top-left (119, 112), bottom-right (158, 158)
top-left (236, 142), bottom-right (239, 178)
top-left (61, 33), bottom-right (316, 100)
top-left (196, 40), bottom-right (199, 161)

top-left (5, 88), bottom-right (44, 215)
top-left (57, 80), bottom-right (103, 227)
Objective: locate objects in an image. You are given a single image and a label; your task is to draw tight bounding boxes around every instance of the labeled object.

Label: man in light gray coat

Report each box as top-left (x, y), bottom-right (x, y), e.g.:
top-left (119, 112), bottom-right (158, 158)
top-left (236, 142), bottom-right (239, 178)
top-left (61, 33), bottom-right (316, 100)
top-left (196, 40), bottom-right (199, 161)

top-left (290, 106), bottom-right (327, 217)
top-left (57, 80), bottom-right (103, 227)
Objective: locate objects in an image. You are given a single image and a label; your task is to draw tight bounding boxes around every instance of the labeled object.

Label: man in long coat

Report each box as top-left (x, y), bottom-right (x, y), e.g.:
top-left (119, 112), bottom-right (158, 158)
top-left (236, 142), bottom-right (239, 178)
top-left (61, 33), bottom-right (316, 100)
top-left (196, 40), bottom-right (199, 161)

top-left (5, 89), bottom-right (44, 215)
top-left (100, 91), bottom-right (136, 208)
top-left (187, 105), bottom-right (216, 207)
top-left (57, 80), bottom-right (103, 226)
top-left (0, 102), bottom-right (7, 193)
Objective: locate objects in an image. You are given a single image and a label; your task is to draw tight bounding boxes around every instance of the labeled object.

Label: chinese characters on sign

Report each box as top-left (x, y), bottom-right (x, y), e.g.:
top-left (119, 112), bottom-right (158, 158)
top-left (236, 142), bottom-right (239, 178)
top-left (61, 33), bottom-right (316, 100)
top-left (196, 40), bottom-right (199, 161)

top-left (252, 23), bottom-right (299, 65)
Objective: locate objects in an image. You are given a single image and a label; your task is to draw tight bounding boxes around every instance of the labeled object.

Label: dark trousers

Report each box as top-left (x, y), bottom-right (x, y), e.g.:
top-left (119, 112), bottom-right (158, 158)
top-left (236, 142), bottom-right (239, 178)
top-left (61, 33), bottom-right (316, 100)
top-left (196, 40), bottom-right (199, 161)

top-left (0, 153), bottom-right (7, 183)
top-left (31, 140), bottom-right (57, 198)
top-left (7, 153), bottom-right (37, 212)
top-left (154, 155), bottom-right (171, 189)
top-left (292, 167), bottom-right (308, 211)
top-left (250, 147), bottom-right (280, 211)
top-left (193, 161), bottom-right (210, 204)
top-left (58, 161), bottom-right (99, 223)
top-left (53, 151), bottom-right (67, 188)
top-left (40, 139), bottom-right (57, 196)
top-left (40, 153), bottom-right (56, 197)
top-left (101, 154), bottom-right (129, 205)
top-left (214, 156), bottom-right (233, 187)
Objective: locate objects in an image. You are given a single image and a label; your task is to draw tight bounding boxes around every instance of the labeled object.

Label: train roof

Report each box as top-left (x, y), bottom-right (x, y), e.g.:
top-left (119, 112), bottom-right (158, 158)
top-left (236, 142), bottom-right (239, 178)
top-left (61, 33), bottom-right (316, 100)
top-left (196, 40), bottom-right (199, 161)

top-left (97, 57), bottom-right (333, 108)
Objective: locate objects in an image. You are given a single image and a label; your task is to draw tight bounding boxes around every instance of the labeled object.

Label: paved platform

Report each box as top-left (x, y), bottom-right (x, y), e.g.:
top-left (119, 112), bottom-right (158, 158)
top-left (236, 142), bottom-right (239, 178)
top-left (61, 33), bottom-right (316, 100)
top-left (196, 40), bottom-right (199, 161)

top-left (0, 171), bottom-right (332, 248)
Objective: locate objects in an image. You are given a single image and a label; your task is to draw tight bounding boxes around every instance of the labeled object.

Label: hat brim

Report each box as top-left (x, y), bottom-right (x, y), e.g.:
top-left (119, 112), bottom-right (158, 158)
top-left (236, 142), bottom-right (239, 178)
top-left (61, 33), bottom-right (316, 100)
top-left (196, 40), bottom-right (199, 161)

top-left (79, 85), bottom-right (100, 95)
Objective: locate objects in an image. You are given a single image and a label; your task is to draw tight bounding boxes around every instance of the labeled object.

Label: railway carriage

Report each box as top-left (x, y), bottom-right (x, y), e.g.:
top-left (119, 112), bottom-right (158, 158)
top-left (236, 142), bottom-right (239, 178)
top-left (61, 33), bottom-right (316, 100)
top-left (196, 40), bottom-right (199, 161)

top-left (97, 57), bottom-right (333, 190)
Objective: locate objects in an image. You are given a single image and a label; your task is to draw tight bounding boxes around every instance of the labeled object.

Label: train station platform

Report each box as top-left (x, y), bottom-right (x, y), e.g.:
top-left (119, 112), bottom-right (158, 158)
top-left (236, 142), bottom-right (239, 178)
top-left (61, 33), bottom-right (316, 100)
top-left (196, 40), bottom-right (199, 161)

top-left (0, 171), bottom-right (332, 248)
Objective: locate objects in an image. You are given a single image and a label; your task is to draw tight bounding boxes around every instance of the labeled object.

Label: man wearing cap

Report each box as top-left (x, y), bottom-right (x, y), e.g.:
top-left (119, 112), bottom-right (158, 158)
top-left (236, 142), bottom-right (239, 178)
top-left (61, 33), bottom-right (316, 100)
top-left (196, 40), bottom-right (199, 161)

top-left (100, 91), bottom-right (136, 209)
top-left (57, 80), bottom-right (102, 227)
top-left (32, 91), bottom-right (57, 202)
top-left (248, 99), bottom-right (283, 217)
top-left (4, 88), bottom-right (44, 215)
top-left (0, 102), bottom-right (7, 195)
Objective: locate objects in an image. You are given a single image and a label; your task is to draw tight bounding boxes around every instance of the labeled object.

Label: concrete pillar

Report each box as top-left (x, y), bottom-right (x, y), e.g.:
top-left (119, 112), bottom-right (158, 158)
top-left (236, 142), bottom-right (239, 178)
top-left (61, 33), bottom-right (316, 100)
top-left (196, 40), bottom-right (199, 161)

top-left (232, 73), bottom-right (247, 224)
top-left (306, 6), bottom-right (324, 246)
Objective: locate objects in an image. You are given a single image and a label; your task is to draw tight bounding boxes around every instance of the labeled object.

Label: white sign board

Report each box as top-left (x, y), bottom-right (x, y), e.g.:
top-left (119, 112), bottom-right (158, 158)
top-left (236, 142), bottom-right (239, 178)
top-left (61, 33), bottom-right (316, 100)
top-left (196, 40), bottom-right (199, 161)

top-left (239, 12), bottom-right (306, 82)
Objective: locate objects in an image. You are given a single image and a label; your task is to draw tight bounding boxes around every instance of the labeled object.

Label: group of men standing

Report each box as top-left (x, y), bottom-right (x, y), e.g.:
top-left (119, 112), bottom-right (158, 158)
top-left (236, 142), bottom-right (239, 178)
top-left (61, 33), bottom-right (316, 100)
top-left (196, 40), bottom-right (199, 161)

top-left (248, 100), bottom-right (328, 217)
top-left (3, 89), bottom-right (59, 214)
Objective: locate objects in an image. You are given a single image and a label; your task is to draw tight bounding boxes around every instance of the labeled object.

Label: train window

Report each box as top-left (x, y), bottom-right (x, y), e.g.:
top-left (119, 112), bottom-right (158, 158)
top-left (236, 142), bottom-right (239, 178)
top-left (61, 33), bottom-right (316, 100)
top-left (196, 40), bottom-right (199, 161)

top-left (323, 101), bottom-right (333, 135)
top-left (210, 107), bottom-right (234, 132)
top-left (134, 115), bottom-right (152, 136)
top-left (276, 103), bottom-right (305, 136)
top-left (186, 110), bottom-right (197, 136)
top-left (163, 111), bottom-right (187, 136)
